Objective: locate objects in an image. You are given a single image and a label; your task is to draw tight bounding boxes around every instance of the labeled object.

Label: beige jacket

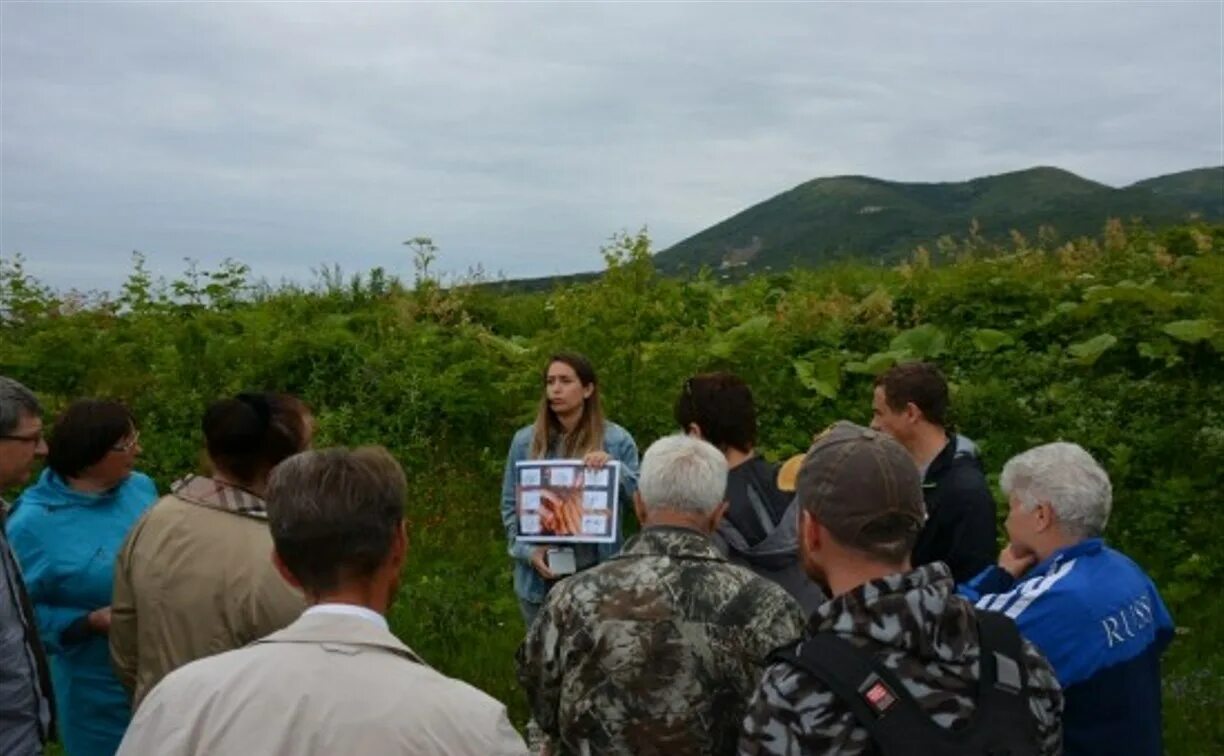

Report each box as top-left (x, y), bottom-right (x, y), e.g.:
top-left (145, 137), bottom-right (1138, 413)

top-left (117, 611), bottom-right (529, 756)
top-left (110, 477), bottom-right (305, 709)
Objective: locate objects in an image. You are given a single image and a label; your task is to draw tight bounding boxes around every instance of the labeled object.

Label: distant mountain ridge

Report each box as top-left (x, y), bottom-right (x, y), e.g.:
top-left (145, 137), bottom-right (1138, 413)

top-left (653, 165), bottom-right (1223, 274)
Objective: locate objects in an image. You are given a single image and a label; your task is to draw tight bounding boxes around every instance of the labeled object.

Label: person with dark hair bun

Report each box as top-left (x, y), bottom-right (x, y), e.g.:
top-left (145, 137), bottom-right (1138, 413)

top-left (109, 392), bottom-right (312, 710)
top-left (5, 399), bottom-right (158, 756)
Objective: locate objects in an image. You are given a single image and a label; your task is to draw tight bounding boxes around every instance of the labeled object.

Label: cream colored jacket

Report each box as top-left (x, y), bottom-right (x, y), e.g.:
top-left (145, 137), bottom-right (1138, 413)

top-left (117, 611), bottom-right (528, 756)
top-left (110, 481), bottom-right (305, 709)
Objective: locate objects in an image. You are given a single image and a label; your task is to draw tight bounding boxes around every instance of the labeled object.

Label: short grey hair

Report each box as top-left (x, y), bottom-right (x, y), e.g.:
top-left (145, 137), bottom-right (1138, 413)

top-left (0, 376), bottom-right (41, 436)
top-left (265, 446), bottom-right (407, 594)
top-left (638, 434), bottom-right (728, 515)
top-left (1000, 441), bottom-right (1112, 538)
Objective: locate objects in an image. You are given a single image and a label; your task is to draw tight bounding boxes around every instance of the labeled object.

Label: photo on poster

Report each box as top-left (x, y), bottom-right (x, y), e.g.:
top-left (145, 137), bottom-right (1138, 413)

top-left (521, 513), bottom-right (542, 535)
top-left (584, 468), bottom-right (610, 487)
top-left (520, 468), bottom-right (542, 487)
top-left (583, 489), bottom-right (608, 509)
top-left (514, 460), bottom-right (621, 544)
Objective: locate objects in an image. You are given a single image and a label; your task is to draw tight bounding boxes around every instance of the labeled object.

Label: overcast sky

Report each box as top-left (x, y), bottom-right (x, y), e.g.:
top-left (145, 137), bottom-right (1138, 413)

top-left (2, 2), bottom-right (1221, 293)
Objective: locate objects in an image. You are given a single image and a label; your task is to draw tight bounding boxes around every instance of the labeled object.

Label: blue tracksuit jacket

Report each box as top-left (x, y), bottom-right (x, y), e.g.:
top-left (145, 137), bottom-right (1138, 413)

top-left (959, 538), bottom-right (1173, 756)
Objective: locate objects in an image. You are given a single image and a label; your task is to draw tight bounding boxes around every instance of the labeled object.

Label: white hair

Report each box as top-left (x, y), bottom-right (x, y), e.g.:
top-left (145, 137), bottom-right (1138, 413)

top-left (637, 434), bottom-right (728, 516)
top-left (1000, 441), bottom-right (1112, 538)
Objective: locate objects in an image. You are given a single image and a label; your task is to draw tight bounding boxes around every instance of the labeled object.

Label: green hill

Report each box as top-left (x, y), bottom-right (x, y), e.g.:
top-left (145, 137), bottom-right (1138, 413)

top-left (1131, 167), bottom-right (1224, 220)
top-left (654, 166), bottom-right (1223, 273)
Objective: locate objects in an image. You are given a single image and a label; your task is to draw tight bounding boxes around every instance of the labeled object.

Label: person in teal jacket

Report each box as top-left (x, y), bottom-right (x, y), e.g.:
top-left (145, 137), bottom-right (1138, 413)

top-left (6, 400), bottom-right (157, 756)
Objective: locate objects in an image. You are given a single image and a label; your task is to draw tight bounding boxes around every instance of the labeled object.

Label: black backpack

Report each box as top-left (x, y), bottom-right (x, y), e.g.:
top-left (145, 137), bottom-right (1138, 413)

top-left (768, 611), bottom-right (1040, 756)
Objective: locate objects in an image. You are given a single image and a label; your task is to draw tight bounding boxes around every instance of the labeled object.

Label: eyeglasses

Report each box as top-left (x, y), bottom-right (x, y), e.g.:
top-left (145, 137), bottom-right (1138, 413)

top-left (112, 431), bottom-right (141, 453)
top-left (0, 432), bottom-right (43, 445)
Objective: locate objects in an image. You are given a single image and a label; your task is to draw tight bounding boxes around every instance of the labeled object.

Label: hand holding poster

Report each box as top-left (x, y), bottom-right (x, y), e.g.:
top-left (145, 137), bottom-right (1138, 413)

top-left (514, 460), bottom-right (620, 544)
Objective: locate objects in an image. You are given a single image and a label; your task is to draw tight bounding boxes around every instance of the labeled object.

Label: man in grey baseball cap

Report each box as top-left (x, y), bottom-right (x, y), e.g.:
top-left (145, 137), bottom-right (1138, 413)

top-left (740, 422), bottom-right (1063, 756)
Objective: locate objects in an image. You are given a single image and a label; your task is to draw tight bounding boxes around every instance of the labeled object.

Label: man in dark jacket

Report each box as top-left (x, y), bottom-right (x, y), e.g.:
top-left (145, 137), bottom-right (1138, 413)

top-left (676, 373), bottom-right (825, 613)
top-left (870, 362), bottom-right (995, 582)
top-left (0, 376), bottom-right (55, 756)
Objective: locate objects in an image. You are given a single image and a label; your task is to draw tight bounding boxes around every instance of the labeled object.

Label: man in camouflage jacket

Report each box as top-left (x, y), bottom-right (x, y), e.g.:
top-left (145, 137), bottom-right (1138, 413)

top-left (517, 435), bottom-right (806, 756)
top-left (739, 423), bottom-right (1063, 755)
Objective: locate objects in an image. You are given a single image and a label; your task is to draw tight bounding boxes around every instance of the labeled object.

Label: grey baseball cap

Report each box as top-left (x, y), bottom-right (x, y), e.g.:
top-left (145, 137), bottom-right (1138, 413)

top-left (796, 421), bottom-right (926, 547)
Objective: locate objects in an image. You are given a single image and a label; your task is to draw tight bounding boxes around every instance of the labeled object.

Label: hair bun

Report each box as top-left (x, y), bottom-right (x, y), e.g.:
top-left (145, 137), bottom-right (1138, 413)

top-left (236, 393), bottom-right (272, 430)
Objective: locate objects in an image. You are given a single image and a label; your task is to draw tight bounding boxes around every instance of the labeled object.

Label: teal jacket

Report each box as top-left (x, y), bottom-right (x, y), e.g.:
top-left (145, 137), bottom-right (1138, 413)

top-left (6, 469), bottom-right (157, 756)
top-left (500, 422), bottom-right (639, 604)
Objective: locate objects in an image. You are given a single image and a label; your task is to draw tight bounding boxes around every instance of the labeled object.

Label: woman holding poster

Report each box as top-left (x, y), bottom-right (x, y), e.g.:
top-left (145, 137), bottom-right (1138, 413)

top-left (500, 352), bottom-right (639, 629)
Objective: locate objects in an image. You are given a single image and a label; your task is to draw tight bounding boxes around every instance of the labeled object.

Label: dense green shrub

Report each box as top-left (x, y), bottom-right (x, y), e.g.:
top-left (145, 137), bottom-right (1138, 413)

top-left (5, 221), bottom-right (1221, 753)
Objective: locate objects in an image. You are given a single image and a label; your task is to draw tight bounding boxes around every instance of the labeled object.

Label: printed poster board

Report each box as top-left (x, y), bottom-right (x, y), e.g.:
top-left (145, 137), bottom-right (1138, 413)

top-left (514, 460), bottom-right (620, 544)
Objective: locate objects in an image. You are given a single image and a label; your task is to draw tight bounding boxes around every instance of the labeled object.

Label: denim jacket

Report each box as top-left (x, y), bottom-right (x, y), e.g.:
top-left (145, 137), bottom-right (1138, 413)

top-left (500, 422), bottom-right (639, 604)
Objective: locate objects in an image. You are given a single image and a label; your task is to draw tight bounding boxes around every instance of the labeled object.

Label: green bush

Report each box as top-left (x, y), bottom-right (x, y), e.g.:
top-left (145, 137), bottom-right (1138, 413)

top-left (8, 221), bottom-right (1222, 754)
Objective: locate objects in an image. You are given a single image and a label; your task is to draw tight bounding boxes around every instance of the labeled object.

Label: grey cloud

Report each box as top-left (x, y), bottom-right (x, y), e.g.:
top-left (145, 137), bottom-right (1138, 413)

top-left (1, 2), bottom-right (1220, 293)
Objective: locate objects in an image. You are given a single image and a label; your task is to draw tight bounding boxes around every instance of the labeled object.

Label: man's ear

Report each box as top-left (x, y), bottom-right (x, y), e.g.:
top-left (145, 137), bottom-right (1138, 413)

top-left (634, 490), bottom-right (648, 526)
top-left (799, 509), bottom-right (822, 551)
top-left (686, 423), bottom-right (704, 439)
top-left (272, 550), bottom-right (304, 591)
top-left (904, 401), bottom-right (923, 425)
top-left (710, 500), bottom-right (729, 531)
top-left (390, 521), bottom-right (409, 569)
top-left (1033, 501), bottom-right (1056, 534)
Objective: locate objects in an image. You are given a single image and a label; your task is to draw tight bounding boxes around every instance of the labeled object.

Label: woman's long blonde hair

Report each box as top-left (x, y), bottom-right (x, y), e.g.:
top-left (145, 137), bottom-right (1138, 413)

top-left (530, 352), bottom-right (606, 460)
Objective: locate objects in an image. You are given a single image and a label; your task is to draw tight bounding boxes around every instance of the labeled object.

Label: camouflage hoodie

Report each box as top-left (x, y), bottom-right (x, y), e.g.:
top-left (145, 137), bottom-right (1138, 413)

top-left (517, 525), bottom-right (805, 756)
top-left (738, 563), bottom-right (1063, 755)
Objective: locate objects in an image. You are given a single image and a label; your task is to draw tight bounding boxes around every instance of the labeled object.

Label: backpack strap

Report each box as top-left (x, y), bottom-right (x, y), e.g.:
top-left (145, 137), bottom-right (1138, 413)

top-left (975, 610), bottom-right (1026, 695)
top-left (769, 619), bottom-right (1038, 756)
top-left (769, 633), bottom-right (936, 752)
top-left (973, 610), bottom-right (1038, 752)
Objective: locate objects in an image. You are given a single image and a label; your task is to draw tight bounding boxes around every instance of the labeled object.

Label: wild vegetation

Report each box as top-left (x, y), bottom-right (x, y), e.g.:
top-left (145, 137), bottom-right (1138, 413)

top-left (3, 219), bottom-right (1221, 753)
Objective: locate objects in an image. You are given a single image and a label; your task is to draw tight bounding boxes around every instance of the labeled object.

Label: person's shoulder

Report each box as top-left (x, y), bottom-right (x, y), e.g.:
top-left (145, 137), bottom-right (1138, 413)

top-left (737, 571), bottom-right (806, 627)
top-left (722, 561), bottom-right (787, 600)
top-left (152, 641), bottom-right (261, 697)
top-left (751, 655), bottom-right (841, 724)
top-left (603, 421), bottom-right (635, 445)
top-left (5, 480), bottom-right (54, 537)
top-left (378, 665), bottom-right (521, 749)
top-left (9, 470), bottom-right (55, 512)
top-left (1065, 545), bottom-right (1167, 618)
top-left (506, 424), bottom-right (536, 457)
top-left (747, 571), bottom-right (803, 606)
top-left (1099, 544), bottom-right (1159, 584)
top-left (502, 425), bottom-right (536, 466)
top-left (416, 664), bottom-right (514, 711)
top-left (126, 471), bottom-right (158, 491)
top-left (941, 455), bottom-right (990, 488)
top-left (550, 557), bottom-right (630, 605)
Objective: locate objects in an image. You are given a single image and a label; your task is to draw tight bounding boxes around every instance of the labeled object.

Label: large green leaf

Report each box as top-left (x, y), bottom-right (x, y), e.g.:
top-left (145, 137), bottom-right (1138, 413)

top-left (1137, 339), bottom-right (1183, 367)
top-left (845, 350), bottom-right (907, 376)
top-left (707, 315), bottom-right (771, 359)
top-left (889, 324), bottom-right (947, 358)
top-left (1161, 320), bottom-right (1216, 344)
top-left (970, 328), bottom-right (1016, 353)
top-left (1066, 333), bottom-right (1118, 365)
top-left (793, 357), bottom-right (842, 399)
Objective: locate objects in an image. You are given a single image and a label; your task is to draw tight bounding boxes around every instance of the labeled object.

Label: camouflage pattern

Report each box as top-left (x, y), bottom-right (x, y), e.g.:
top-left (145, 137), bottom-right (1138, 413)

top-left (738, 562), bottom-right (1064, 755)
top-left (516, 525), bottom-right (806, 756)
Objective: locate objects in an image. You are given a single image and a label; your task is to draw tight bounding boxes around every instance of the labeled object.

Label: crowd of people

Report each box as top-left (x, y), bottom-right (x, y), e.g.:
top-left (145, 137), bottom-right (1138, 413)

top-left (0, 354), bottom-right (1174, 756)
